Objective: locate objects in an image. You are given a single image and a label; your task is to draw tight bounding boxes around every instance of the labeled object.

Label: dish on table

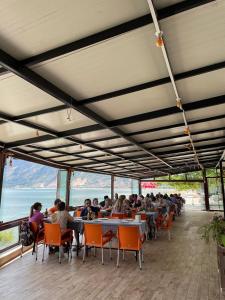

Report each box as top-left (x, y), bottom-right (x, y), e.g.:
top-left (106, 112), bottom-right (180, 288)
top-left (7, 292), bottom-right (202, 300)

top-left (97, 218), bottom-right (109, 220)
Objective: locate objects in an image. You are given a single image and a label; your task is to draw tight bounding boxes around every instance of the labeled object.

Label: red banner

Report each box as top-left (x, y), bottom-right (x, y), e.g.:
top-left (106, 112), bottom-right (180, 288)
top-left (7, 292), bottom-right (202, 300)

top-left (141, 182), bottom-right (158, 189)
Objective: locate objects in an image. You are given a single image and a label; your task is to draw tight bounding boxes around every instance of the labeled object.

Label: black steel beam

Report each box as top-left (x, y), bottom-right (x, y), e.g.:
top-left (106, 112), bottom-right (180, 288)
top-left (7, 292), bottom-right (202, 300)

top-left (0, 0), bottom-right (214, 76)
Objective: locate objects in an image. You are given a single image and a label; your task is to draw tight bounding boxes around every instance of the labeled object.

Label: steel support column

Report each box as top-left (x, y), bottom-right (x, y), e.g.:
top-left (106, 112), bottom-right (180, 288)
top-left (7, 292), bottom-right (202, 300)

top-left (203, 169), bottom-right (210, 211)
top-left (65, 169), bottom-right (72, 207)
top-left (111, 175), bottom-right (114, 201)
top-left (219, 161), bottom-right (225, 217)
top-left (138, 180), bottom-right (142, 195)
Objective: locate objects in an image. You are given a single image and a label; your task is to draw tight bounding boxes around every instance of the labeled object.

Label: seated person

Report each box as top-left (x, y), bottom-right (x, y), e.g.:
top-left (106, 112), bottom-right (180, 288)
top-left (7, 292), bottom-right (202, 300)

top-left (51, 201), bottom-right (74, 230)
top-left (92, 198), bottom-right (99, 208)
top-left (99, 195), bottom-right (112, 208)
top-left (81, 199), bottom-right (99, 219)
top-left (29, 202), bottom-right (44, 226)
top-left (48, 198), bottom-right (61, 215)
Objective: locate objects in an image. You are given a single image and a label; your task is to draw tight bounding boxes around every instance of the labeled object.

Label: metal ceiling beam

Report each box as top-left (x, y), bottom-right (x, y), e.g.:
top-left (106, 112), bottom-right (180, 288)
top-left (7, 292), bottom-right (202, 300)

top-left (0, 49), bottom-right (171, 169)
top-left (108, 94), bottom-right (225, 128)
top-left (0, 0), bottom-right (214, 77)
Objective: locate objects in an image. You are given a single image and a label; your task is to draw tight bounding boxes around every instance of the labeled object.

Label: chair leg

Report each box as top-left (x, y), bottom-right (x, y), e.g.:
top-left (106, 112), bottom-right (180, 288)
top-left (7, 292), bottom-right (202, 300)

top-left (42, 243), bottom-right (45, 262)
top-left (59, 246), bottom-right (62, 264)
top-left (141, 249), bottom-right (144, 263)
top-left (135, 251), bottom-right (138, 261)
top-left (101, 247), bottom-right (104, 265)
top-left (138, 251), bottom-right (142, 270)
top-left (122, 249), bottom-right (125, 261)
top-left (94, 246), bottom-right (96, 257)
top-left (20, 245), bottom-right (23, 258)
top-left (82, 245), bottom-right (86, 262)
top-left (117, 249), bottom-right (120, 268)
top-left (109, 242), bottom-right (112, 260)
top-left (36, 243), bottom-right (38, 261)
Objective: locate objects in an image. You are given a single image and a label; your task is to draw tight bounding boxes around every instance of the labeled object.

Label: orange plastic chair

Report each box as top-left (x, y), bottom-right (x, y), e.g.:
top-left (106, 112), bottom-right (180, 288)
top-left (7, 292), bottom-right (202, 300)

top-left (111, 213), bottom-right (125, 219)
top-left (30, 222), bottom-right (44, 261)
top-left (42, 223), bottom-right (73, 263)
top-left (117, 226), bottom-right (145, 270)
top-left (83, 223), bottom-right (113, 264)
top-left (160, 212), bottom-right (174, 240)
top-left (74, 210), bottom-right (82, 217)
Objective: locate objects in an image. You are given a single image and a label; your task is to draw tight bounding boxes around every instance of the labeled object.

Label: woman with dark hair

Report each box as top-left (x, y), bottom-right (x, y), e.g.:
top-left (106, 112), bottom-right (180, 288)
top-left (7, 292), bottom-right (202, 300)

top-left (29, 202), bottom-right (44, 226)
top-left (51, 201), bottom-right (73, 229)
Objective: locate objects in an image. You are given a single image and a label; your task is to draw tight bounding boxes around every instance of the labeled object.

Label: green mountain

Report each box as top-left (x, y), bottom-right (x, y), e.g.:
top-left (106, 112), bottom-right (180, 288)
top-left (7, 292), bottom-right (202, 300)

top-left (3, 158), bottom-right (132, 188)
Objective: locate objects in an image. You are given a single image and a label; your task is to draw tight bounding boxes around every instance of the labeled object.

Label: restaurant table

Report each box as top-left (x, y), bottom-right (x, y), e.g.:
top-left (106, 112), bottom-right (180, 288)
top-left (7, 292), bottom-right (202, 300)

top-left (74, 217), bottom-right (147, 235)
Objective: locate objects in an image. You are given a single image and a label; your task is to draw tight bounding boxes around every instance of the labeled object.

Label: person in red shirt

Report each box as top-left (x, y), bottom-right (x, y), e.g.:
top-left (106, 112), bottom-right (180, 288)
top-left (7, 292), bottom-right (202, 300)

top-left (48, 199), bottom-right (61, 215)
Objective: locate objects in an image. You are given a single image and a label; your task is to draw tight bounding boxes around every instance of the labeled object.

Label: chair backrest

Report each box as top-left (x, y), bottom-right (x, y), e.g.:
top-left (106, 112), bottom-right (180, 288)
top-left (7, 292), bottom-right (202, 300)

top-left (44, 223), bottom-right (61, 246)
top-left (111, 213), bottom-right (125, 219)
top-left (30, 222), bottom-right (38, 234)
top-left (117, 226), bottom-right (141, 250)
top-left (83, 224), bottom-right (102, 246)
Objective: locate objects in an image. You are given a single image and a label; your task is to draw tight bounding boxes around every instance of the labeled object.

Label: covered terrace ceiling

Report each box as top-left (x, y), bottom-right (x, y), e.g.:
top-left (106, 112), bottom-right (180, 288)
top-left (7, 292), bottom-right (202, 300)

top-left (0, 0), bottom-right (225, 179)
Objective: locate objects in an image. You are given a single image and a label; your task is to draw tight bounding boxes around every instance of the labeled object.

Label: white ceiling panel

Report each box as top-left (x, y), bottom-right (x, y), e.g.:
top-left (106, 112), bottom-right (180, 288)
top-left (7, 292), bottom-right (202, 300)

top-left (81, 151), bottom-right (105, 158)
top-left (52, 156), bottom-right (78, 162)
top-left (33, 25), bottom-right (169, 99)
top-left (194, 138), bottom-right (225, 148)
top-left (0, 122), bottom-right (45, 143)
top-left (0, 75), bottom-right (60, 116)
top-left (120, 113), bottom-right (184, 134)
top-left (26, 109), bottom-right (96, 132)
top-left (34, 151), bottom-right (60, 158)
top-left (93, 137), bottom-right (129, 148)
top-left (123, 151), bottom-right (146, 157)
top-left (73, 129), bottom-right (116, 142)
top-left (161, 1), bottom-right (225, 73)
top-left (0, 0), bottom-right (149, 59)
top-left (33, 138), bottom-right (72, 148)
top-left (143, 136), bottom-right (189, 148)
top-left (87, 83), bottom-right (175, 120)
top-left (187, 105), bottom-right (225, 124)
top-left (193, 130), bottom-right (225, 142)
top-left (132, 126), bottom-right (184, 142)
top-left (56, 145), bottom-right (93, 154)
top-left (67, 159), bottom-right (92, 165)
top-left (177, 69), bottom-right (225, 103)
top-left (111, 145), bottom-right (138, 153)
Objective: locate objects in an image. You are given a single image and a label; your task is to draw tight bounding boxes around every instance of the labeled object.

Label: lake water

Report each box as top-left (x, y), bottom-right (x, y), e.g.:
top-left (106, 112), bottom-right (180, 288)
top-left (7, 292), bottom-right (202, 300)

top-left (0, 188), bottom-right (133, 222)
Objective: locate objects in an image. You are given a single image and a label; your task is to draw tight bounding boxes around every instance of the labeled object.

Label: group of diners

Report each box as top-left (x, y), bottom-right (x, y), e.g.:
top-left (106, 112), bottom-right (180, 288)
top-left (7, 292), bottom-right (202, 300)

top-left (28, 193), bottom-right (184, 246)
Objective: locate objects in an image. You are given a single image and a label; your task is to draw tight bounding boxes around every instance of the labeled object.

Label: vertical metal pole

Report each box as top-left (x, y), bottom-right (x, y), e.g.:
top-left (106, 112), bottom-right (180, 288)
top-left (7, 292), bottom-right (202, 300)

top-left (219, 161), bottom-right (225, 217)
top-left (111, 175), bottom-right (114, 201)
top-left (138, 179), bottom-right (142, 195)
top-left (0, 151), bottom-right (6, 207)
top-left (65, 168), bottom-right (72, 208)
top-left (203, 169), bottom-right (209, 211)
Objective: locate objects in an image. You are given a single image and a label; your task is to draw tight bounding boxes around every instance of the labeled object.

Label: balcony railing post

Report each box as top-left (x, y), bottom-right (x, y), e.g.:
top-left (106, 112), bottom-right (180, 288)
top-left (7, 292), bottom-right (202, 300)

top-left (0, 151), bottom-right (6, 207)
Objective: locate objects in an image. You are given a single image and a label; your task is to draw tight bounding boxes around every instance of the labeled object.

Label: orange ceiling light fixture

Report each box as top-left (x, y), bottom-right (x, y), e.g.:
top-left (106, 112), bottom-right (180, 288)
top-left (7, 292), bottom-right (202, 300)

top-left (176, 97), bottom-right (183, 110)
top-left (155, 31), bottom-right (163, 47)
top-left (184, 127), bottom-right (190, 135)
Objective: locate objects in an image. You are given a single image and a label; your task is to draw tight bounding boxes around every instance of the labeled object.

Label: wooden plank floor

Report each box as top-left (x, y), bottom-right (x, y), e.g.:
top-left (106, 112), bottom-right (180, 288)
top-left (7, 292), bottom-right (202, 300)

top-left (0, 210), bottom-right (225, 300)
